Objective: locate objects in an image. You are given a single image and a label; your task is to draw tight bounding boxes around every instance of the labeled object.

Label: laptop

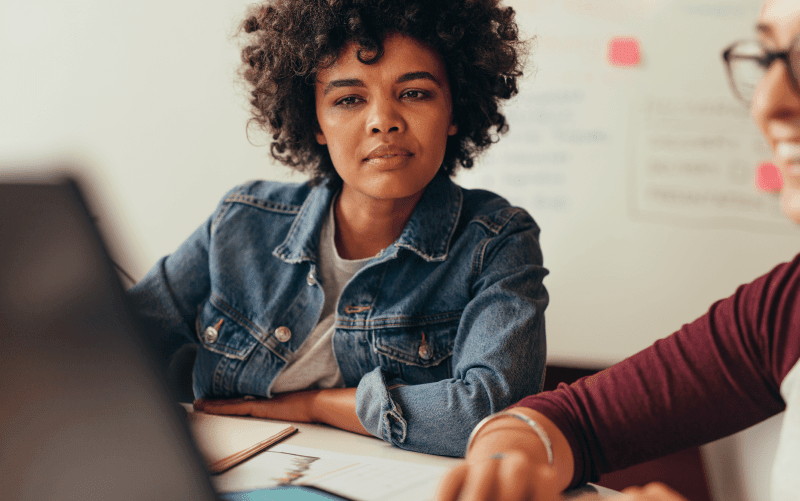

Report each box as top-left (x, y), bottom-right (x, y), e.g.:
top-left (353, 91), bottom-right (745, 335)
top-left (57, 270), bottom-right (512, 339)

top-left (0, 176), bottom-right (350, 501)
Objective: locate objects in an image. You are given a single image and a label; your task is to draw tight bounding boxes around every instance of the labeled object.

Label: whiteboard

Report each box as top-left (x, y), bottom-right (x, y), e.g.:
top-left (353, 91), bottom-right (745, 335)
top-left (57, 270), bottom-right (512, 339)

top-left (456, 0), bottom-right (800, 365)
top-left (2, 0), bottom-right (798, 365)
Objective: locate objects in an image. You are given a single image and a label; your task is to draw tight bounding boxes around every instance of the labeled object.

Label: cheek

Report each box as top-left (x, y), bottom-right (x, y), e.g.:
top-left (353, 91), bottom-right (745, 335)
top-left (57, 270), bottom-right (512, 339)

top-left (320, 126), bottom-right (359, 172)
top-left (420, 113), bottom-right (454, 145)
top-left (751, 85), bottom-right (769, 134)
top-left (780, 187), bottom-right (800, 224)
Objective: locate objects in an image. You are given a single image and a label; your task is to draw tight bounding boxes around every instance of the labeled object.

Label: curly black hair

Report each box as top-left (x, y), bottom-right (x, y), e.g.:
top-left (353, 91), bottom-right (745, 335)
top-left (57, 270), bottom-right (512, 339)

top-left (239, 0), bottom-right (528, 184)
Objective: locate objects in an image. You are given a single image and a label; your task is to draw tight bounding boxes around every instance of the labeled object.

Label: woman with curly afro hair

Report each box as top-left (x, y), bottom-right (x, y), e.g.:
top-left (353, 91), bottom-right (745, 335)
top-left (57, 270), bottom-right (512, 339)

top-left (128, 0), bottom-right (549, 457)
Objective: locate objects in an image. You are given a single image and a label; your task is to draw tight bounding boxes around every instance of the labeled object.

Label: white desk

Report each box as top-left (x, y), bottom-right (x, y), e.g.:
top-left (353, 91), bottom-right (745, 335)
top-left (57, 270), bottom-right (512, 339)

top-left (271, 421), bottom-right (462, 467)
top-left (213, 418), bottom-right (619, 500)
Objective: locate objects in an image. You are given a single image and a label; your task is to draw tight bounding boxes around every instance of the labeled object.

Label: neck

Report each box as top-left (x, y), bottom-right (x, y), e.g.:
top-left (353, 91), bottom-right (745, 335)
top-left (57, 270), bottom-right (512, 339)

top-left (334, 187), bottom-right (423, 260)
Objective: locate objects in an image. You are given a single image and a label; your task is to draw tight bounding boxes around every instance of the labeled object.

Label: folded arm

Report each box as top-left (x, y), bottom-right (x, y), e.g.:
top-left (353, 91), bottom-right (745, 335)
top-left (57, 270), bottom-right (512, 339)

top-left (353, 221), bottom-right (549, 456)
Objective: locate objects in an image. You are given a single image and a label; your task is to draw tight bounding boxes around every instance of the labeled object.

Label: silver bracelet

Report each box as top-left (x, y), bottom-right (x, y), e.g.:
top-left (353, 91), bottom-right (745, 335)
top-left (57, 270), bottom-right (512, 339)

top-left (465, 411), bottom-right (554, 465)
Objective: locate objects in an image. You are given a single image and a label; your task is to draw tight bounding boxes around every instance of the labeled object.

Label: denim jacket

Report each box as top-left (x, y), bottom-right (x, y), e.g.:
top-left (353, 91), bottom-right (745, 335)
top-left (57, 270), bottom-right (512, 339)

top-left (128, 172), bottom-right (548, 457)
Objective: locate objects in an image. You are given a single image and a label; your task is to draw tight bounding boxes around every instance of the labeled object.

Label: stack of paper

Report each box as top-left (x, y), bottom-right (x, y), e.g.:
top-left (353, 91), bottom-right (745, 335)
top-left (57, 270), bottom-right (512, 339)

top-left (213, 444), bottom-right (450, 501)
top-left (184, 405), bottom-right (297, 474)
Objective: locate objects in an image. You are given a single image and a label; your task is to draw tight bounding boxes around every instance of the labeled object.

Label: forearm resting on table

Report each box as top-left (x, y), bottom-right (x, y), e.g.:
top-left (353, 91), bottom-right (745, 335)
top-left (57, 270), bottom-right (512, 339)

top-left (195, 387), bottom-right (370, 437)
top-left (310, 387), bottom-right (371, 436)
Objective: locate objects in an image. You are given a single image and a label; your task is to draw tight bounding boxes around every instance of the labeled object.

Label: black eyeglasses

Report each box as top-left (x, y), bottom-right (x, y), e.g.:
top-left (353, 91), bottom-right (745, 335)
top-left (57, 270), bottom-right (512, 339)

top-left (722, 35), bottom-right (800, 105)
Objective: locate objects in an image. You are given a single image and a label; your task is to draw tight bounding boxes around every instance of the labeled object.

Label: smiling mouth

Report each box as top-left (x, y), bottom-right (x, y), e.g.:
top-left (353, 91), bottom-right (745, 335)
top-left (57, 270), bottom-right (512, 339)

top-left (776, 142), bottom-right (800, 176)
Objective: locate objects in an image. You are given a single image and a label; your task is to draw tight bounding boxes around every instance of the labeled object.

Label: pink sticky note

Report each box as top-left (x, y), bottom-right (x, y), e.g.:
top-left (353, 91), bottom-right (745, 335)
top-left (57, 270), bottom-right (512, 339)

top-left (756, 162), bottom-right (783, 192)
top-left (607, 37), bottom-right (640, 67)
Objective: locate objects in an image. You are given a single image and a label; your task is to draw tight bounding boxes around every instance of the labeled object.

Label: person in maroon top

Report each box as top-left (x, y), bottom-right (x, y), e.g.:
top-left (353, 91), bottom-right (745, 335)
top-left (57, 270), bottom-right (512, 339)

top-left (435, 1), bottom-right (800, 500)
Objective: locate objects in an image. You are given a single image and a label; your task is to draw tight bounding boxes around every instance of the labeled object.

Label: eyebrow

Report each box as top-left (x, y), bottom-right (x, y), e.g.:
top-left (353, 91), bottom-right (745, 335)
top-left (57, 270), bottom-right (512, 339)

top-left (322, 71), bottom-right (441, 96)
top-left (397, 71), bottom-right (439, 85)
top-left (323, 78), bottom-right (364, 96)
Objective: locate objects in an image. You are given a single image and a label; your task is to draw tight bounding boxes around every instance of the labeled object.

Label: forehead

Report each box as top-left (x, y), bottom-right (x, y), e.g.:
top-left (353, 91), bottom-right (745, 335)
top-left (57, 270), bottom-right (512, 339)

top-left (317, 33), bottom-right (447, 81)
top-left (759, 0), bottom-right (800, 45)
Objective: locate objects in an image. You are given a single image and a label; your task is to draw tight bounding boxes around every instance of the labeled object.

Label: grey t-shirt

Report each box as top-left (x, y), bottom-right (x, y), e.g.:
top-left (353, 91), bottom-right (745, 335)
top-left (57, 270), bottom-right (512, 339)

top-left (270, 202), bottom-right (371, 393)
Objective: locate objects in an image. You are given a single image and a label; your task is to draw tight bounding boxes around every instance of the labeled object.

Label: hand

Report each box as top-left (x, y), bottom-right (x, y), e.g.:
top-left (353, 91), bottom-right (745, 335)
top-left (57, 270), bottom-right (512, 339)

top-left (609, 483), bottom-right (688, 501)
top-left (194, 390), bottom-right (317, 423)
top-left (436, 452), bottom-right (562, 501)
top-left (435, 409), bottom-right (574, 501)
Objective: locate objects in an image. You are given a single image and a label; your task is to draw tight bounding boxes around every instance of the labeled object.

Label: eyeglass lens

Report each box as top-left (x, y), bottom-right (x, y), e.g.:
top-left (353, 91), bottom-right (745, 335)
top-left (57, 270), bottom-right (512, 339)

top-left (726, 37), bottom-right (800, 103)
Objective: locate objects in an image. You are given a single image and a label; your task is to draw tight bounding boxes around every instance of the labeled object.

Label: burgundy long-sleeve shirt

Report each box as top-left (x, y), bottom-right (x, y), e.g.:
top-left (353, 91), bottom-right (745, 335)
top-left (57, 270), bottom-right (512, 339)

top-left (512, 253), bottom-right (800, 493)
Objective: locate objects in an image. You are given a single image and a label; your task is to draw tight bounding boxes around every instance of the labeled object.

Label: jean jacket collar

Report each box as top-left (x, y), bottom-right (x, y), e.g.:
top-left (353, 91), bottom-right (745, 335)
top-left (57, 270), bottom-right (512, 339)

top-left (273, 171), bottom-right (463, 265)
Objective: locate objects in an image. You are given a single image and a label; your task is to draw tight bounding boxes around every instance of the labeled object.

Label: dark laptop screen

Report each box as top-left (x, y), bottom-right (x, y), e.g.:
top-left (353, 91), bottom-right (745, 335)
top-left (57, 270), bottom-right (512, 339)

top-left (0, 179), bottom-right (218, 501)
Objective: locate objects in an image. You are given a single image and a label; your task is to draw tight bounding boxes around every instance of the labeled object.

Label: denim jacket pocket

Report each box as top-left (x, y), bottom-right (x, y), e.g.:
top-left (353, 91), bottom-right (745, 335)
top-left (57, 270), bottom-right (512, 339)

top-left (371, 319), bottom-right (458, 383)
top-left (195, 297), bottom-right (260, 360)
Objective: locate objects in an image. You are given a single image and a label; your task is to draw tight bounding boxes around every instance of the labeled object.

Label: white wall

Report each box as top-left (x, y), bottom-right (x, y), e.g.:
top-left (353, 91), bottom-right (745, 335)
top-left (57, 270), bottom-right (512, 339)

top-left (0, 0), bottom-right (304, 283)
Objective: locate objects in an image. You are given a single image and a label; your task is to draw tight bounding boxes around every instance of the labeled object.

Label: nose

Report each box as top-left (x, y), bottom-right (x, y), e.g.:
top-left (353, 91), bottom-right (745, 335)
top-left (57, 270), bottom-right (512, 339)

top-left (366, 96), bottom-right (405, 135)
top-left (752, 59), bottom-right (800, 127)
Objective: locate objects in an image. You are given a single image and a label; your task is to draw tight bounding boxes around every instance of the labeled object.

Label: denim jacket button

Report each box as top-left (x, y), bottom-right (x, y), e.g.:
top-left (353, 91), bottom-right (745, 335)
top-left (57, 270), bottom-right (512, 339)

top-left (418, 344), bottom-right (431, 360)
top-left (275, 326), bottom-right (292, 342)
top-left (306, 270), bottom-right (317, 286)
top-left (204, 326), bottom-right (219, 344)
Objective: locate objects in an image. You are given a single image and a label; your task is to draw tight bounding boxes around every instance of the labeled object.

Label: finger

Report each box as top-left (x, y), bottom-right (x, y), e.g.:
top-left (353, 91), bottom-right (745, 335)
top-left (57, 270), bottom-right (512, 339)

top-left (495, 451), bottom-right (537, 501)
top-left (457, 458), bottom-right (501, 501)
top-left (616, 487), bottom-right (648, 501)
top-left (435, 463), bottom-right (469, 501)
top-left (620, 482), bottom-right (688, 501)
top-left (640, 482), bottom-right (683, 498)
top-left (530, 464), bottom-right (563, 501)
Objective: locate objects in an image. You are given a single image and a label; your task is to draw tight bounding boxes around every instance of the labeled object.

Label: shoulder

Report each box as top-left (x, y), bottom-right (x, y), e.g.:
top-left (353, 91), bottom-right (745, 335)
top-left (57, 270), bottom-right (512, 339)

top-left (448, 184), bottom-right (544, 270)
top-left (207, 180), bottom-right (326, 235)
top-left (219, 179), bottom-right (316, 215)
top-left (458, 185), bottom-right (539, 237)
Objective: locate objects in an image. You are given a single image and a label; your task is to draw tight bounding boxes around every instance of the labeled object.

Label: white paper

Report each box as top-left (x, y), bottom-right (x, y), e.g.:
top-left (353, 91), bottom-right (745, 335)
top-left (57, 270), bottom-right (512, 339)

top-left (213, 444), bottom-right (448, 501)
top-left (183, 405), bottom-right (296, 469)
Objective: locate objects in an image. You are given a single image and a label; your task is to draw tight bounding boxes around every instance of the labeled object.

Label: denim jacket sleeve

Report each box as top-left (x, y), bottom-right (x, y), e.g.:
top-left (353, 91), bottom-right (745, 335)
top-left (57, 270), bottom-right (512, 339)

top-left (126, 191), bottom-right (235, 364)
top-left (353, 208), bottom-right (548, 457)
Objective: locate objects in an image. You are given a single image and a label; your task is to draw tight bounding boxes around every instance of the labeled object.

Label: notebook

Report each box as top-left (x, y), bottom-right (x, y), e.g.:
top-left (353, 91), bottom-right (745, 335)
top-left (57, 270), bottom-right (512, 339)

top-left (186, 404), bottom-right (297, 474)
top-left (0, 176), bottom-right (349, 501)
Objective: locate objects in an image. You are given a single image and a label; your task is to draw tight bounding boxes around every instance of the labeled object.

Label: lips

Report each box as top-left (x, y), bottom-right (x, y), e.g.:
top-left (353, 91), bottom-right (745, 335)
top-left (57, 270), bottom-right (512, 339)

top-left (364, 145), bottom-right (413, 162)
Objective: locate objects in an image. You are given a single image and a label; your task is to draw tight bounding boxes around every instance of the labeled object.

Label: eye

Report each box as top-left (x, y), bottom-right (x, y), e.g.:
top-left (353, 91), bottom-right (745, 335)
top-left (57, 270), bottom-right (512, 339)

top-left (334, 95), bottom-right (363, 107)
top-left (401, 89), bottom-right (431, 100)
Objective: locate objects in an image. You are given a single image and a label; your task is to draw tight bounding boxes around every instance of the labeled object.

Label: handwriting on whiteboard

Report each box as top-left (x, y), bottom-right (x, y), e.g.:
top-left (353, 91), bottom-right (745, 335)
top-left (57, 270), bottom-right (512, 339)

top-left (628, 96), bottom-right (794, 232)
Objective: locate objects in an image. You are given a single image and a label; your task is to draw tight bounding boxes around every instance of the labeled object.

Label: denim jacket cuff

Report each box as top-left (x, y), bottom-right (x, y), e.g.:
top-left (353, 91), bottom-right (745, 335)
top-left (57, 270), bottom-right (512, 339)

top-left (355, 367), bottom-right (407, 445)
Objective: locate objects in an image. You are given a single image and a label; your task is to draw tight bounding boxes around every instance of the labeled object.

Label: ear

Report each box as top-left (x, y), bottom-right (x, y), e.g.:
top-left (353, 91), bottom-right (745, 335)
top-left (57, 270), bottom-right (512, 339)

top-left (316, 130), bottom-right (328, 145)
top-left (447, 123), bottom-right (458, 136)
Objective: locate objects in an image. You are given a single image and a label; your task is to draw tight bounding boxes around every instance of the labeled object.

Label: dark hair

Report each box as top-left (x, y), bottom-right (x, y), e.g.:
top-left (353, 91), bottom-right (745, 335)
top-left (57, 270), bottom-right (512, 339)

top-left (240, 0), bottom-right (528, 184)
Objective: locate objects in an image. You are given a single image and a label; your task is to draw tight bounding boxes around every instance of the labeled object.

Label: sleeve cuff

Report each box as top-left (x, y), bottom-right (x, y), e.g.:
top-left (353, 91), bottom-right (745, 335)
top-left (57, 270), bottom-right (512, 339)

top-left (354, 367), bottom-right (408, 445)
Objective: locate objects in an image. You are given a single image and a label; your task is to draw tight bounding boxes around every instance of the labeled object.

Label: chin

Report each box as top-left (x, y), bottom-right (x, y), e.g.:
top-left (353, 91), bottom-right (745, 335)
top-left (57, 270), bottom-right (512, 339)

top-left (361, 178), bottom-right (429, 201)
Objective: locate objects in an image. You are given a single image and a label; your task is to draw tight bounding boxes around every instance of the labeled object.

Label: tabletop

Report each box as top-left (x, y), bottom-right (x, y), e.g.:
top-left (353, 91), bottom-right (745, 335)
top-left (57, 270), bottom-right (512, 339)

top-left (212, 417), bottom-right (619, 500)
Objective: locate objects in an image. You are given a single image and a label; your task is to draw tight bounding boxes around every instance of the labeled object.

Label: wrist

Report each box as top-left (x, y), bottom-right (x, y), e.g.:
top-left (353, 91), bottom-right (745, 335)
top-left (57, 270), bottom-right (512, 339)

top-left (297, 389), bottom-right (322, 423)
top-left (466, 410), bottom-right (553, 466)
top-left (468, 407), bottom-right (575, 492)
